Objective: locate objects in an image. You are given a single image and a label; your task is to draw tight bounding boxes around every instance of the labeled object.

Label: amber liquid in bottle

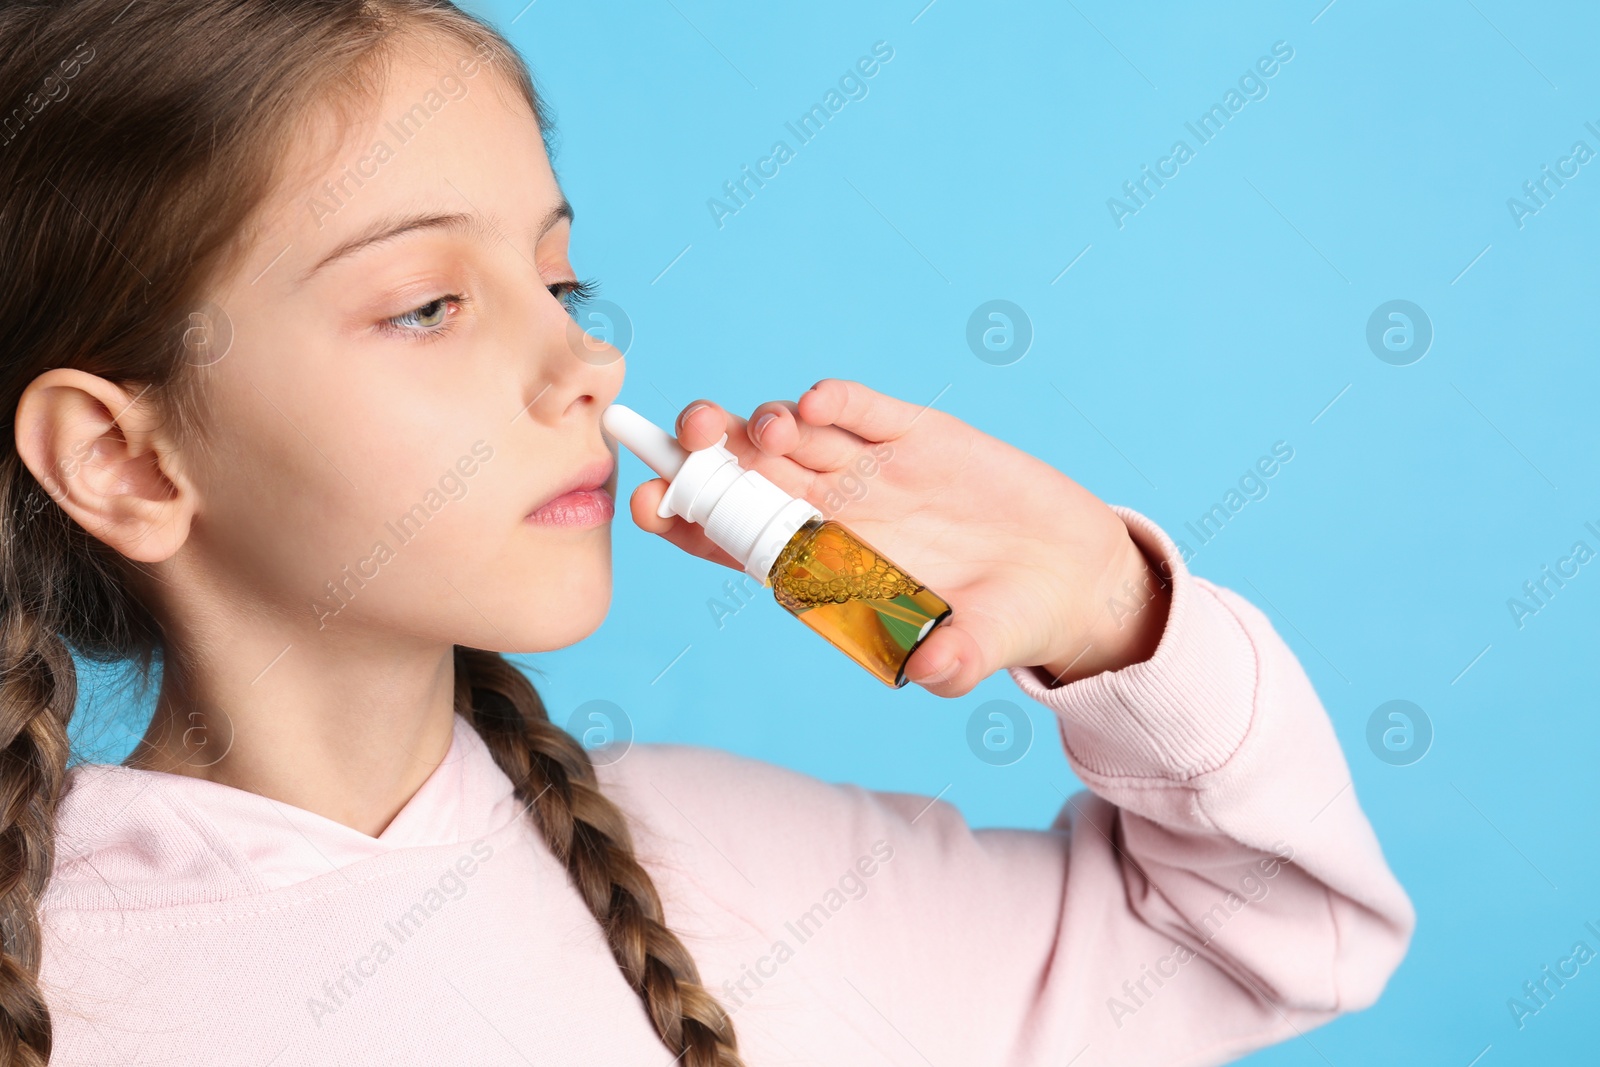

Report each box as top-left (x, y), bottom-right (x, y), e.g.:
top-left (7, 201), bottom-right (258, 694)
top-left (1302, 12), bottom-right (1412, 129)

top-left (767, 517), bottom-right (952, 687)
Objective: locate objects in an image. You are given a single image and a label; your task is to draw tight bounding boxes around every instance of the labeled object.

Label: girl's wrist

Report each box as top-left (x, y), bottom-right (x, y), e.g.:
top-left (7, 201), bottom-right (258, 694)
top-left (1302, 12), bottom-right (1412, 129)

top-left (1033, 530), bottom-right (1173, 687)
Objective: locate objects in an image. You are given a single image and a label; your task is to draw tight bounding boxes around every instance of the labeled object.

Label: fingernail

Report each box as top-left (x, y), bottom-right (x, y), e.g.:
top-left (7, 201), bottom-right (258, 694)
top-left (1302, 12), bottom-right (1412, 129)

top-left (907, 656), bottom-right (958, 686)
top-left (751, 412), bottom-right (777, 445)
top-left (677, 401), bottom-right (710, 432)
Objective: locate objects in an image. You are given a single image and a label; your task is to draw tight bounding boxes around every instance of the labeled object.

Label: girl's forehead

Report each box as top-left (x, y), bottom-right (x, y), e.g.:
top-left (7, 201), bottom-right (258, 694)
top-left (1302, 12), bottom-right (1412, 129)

top-left (240, 43), bottom-right (555, 284)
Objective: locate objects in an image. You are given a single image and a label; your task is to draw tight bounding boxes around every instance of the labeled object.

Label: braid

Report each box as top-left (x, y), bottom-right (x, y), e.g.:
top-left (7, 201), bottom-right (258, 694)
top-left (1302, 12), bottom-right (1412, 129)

top-left (453, 646), bottom-right (745, 1067)
top-left (0, 594), bottom-right (79, 1066)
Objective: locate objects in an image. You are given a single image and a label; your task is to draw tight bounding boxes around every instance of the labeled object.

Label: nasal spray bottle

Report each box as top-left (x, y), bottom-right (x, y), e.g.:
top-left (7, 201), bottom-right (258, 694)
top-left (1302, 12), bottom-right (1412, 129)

top-left (602, 404), bottom-right (953, 688)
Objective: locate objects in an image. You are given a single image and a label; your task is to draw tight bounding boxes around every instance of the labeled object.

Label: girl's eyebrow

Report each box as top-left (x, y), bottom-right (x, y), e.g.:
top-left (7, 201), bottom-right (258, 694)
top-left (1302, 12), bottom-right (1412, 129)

top-left (301, 199), bottom-right (574, 281)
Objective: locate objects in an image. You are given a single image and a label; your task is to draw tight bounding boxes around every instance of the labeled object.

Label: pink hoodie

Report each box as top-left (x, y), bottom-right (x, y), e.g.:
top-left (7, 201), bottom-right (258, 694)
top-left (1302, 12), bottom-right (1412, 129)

top-left (39, 507), bottom-right (1415, 1066)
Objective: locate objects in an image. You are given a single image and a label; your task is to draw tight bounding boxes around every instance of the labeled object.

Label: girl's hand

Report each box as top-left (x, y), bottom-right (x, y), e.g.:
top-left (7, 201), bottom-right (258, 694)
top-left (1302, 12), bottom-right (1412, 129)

top-left (624, 379), bottom-right (1171, 697)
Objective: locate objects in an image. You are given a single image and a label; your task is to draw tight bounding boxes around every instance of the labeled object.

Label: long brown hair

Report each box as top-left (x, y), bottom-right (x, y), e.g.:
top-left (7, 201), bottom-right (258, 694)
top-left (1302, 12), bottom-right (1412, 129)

top-left (0, 2), bottom-right (742, 1064)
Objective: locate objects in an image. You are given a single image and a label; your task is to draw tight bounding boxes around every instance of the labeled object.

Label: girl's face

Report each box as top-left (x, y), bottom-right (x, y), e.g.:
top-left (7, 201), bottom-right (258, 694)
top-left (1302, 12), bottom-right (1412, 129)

top-left (186, 38), bottom-right (623, 654)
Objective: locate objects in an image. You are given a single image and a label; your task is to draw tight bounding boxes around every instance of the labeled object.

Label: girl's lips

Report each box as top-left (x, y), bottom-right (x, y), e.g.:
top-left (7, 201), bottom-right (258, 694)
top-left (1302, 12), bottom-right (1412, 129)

top-left (524, 456), bottom-right (616, 526)
top-left (525, 486), bottom-right (615, 527)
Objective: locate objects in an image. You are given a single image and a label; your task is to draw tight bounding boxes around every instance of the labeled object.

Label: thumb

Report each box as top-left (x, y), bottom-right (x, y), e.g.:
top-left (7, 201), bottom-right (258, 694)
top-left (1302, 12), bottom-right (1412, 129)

top-left (901, 605), bottom-right (1002, 697)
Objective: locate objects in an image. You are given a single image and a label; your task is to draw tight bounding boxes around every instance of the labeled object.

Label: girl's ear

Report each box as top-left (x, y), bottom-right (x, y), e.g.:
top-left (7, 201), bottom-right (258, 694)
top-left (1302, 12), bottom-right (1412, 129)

top-left (13, 368), bottom-right (196, 563)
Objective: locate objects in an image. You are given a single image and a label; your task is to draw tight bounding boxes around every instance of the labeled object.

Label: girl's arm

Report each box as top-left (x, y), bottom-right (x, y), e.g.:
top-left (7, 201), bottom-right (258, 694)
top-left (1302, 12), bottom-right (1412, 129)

top-left (598, 506), bottom-right (1414, 1067)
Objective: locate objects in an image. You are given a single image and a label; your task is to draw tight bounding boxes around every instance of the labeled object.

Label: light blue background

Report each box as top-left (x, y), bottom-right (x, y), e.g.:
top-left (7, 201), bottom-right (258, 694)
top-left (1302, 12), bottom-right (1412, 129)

top-left (78, 1), bottom-right (1600, 1063)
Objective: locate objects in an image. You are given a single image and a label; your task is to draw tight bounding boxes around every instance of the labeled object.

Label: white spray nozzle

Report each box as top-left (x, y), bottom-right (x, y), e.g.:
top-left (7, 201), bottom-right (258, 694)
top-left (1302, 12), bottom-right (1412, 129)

top-left (600, 401), bottom-right (824, 582)
top-left (600, 403), bottom-right (689, 482)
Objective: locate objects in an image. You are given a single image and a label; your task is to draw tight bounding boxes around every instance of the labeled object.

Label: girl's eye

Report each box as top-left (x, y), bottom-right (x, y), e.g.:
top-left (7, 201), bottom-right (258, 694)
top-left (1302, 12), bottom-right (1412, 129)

top-left (385, 296), bottom-right (459, 332)
top-left (550, 278), bottom-right (598, 318)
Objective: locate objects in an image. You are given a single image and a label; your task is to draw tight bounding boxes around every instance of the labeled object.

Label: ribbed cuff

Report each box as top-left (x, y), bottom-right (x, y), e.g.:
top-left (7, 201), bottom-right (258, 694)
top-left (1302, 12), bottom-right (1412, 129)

top-left (1006, 505), bottom-right (1259, 782)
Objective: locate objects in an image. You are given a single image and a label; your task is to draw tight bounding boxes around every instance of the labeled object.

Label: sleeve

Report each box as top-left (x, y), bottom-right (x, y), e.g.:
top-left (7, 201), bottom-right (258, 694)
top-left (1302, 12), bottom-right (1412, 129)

top-left (595, 505), bottom-right (1416, 1067)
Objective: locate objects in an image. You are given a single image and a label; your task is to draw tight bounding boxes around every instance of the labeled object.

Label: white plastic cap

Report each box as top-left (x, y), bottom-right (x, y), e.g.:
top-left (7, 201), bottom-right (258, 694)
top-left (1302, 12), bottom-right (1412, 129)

top-left (602, 403), bottom-right (824, 583)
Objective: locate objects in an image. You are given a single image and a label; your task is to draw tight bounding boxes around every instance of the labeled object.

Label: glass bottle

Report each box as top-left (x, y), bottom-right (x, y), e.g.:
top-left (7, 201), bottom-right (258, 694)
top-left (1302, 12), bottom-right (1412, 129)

top-left (602, 404), bottom-right (952, 687)
top-left (768, 516), bottom-right (951, 687)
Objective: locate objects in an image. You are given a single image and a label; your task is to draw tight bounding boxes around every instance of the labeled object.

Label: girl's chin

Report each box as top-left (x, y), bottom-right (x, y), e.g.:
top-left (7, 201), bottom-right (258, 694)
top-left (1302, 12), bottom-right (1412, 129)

top-left (507, 581), bottom-right (613, 646)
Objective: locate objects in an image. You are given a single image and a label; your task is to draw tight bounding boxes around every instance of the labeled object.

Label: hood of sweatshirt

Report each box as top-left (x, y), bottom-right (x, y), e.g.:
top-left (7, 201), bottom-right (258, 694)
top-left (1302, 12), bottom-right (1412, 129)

top-left (42, 712), bottom-right (529, 914)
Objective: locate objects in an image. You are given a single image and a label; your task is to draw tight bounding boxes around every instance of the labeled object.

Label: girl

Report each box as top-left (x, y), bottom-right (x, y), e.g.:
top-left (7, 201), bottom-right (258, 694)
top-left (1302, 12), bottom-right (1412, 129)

top-left (0, 1), bottom-right (1413, 1064)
